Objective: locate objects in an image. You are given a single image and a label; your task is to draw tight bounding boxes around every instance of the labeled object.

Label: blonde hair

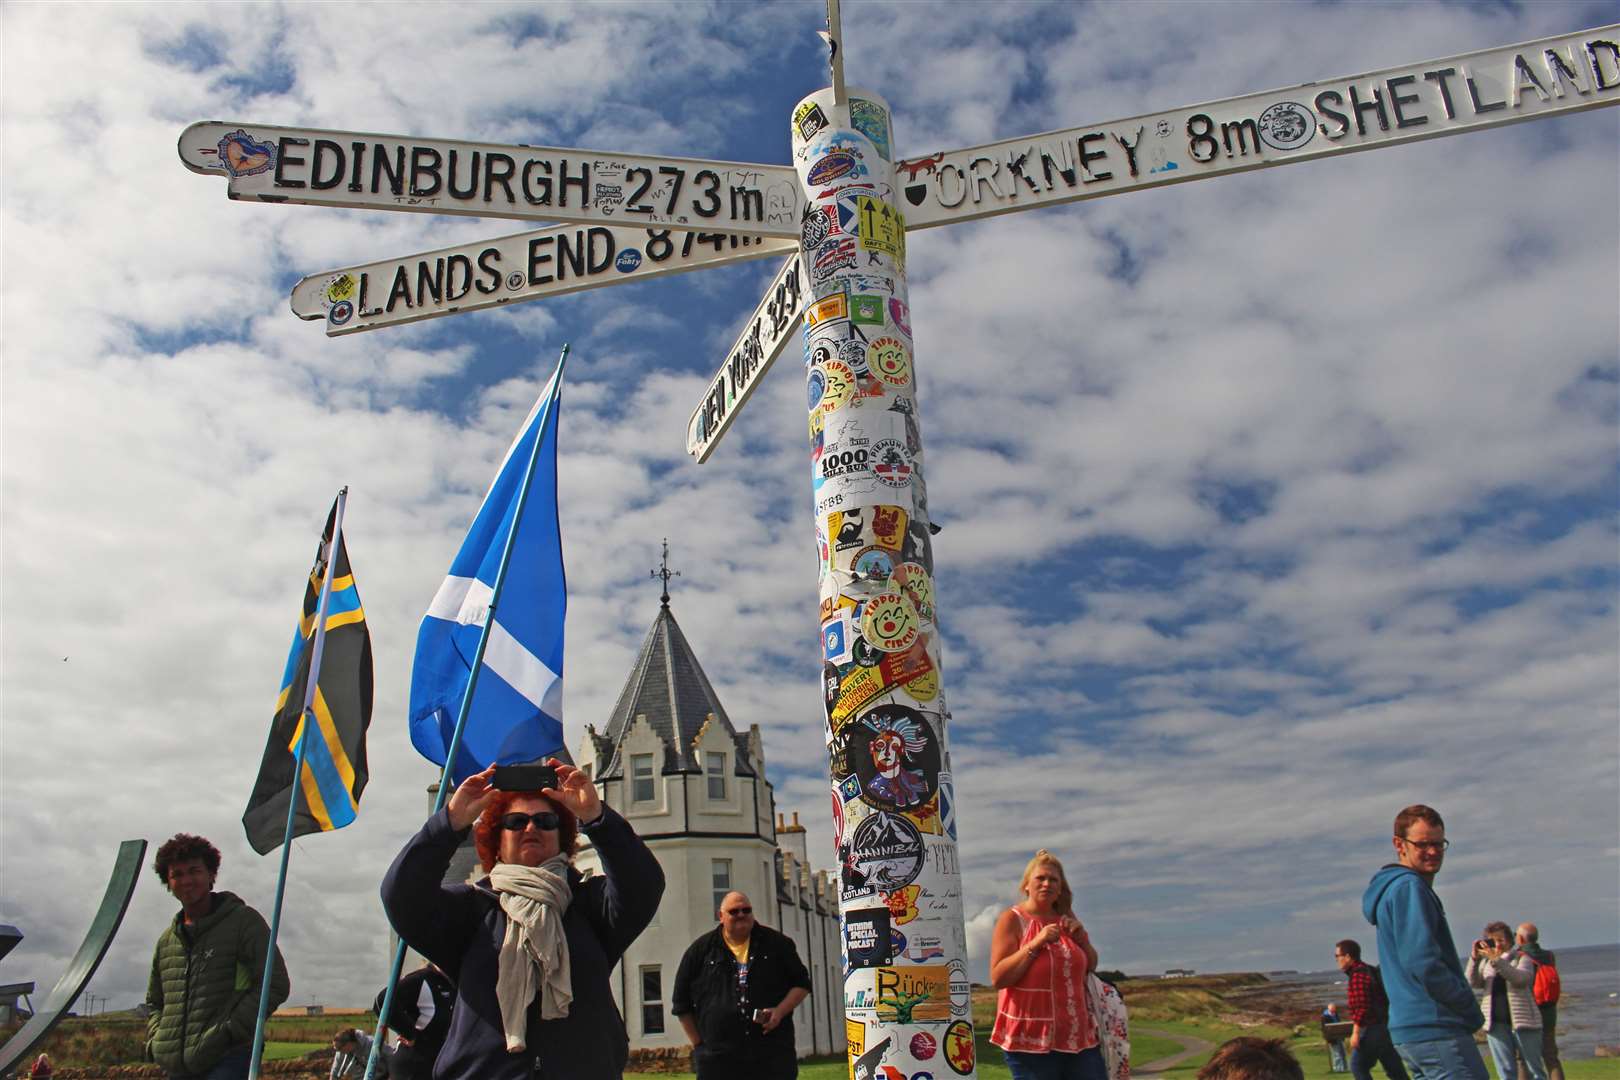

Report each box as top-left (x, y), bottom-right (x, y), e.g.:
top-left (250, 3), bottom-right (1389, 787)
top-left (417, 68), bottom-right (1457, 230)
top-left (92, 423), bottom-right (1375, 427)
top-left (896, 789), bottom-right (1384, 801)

top-left (1019, 849), bottom-right (1073, 915)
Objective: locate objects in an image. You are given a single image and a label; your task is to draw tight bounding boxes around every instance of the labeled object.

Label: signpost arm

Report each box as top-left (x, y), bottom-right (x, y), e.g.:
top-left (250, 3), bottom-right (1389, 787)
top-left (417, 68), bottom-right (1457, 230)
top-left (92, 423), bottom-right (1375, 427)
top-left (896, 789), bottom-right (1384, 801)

top-left (824, 0), bottom-right (848, 108)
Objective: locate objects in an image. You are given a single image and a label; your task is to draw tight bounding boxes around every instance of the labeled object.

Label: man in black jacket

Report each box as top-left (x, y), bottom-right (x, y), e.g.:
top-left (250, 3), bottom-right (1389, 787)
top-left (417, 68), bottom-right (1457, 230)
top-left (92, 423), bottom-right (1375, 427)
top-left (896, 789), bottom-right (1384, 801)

top-left (672, 892), bottom-right (811, 1080)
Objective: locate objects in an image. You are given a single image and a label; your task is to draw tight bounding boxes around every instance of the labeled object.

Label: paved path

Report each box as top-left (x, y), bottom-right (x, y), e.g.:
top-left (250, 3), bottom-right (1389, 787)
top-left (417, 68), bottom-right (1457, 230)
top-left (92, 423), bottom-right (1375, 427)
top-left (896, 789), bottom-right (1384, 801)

top-left (1135, 1026), bottom-right (1216, 1074)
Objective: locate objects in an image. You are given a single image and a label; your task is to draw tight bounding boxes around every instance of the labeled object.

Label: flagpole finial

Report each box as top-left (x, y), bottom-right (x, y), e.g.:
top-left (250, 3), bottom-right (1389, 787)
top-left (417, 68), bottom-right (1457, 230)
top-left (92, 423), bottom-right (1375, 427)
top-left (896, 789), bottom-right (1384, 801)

top-left (651, 538), bottom-right (680, 607)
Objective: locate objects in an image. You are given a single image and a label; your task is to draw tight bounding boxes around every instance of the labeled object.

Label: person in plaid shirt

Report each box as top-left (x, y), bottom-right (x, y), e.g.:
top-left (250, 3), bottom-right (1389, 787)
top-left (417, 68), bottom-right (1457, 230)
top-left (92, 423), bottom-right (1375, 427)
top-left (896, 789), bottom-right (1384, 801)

top-left (1337, 939), bottom-right (1411, 1080)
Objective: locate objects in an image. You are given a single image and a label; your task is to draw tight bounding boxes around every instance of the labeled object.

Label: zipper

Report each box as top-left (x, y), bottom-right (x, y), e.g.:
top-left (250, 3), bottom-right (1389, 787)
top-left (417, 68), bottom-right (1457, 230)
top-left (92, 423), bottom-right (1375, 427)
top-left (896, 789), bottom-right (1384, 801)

top-left (179, 925), bottom-right (195, 1073)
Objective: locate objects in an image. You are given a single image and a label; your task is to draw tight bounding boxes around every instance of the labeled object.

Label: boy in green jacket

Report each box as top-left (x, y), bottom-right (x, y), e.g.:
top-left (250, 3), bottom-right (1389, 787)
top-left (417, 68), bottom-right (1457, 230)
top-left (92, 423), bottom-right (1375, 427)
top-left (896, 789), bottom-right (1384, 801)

top-left (145, 834), bottom-right (289, 1079)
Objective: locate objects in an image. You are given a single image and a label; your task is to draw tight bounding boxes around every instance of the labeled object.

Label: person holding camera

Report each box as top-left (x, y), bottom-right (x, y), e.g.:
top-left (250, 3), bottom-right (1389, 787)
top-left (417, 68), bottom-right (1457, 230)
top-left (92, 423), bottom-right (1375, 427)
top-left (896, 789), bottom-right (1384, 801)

top-left (381, 759), bottom-right (663, 1080)
top-left (671, 891), bottom-right (812, 1080)
top-left (1466, 922), bottom-right (1547, 1080)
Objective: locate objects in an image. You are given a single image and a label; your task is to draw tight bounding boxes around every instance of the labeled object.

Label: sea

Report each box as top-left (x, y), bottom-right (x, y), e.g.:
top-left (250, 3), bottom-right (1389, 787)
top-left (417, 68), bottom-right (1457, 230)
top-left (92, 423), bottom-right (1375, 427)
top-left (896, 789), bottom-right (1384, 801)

top-left (1264, 943), bottom-right (1619, 1060)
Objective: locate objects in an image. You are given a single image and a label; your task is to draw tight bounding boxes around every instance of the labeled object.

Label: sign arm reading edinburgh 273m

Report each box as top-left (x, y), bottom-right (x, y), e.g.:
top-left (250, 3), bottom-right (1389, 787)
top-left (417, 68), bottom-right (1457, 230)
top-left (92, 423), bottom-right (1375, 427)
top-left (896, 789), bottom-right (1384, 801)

top-left (178, 120), bottom-right (802, 237)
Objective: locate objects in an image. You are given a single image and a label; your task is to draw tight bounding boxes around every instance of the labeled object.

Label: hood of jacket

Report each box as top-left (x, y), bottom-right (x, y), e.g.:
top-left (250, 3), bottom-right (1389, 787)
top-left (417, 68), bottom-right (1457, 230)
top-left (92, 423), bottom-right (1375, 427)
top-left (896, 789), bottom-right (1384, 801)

top-left (1362, 863), bottom-right (1418, 925)
top-left (172, 890), bottom-right (246, 938)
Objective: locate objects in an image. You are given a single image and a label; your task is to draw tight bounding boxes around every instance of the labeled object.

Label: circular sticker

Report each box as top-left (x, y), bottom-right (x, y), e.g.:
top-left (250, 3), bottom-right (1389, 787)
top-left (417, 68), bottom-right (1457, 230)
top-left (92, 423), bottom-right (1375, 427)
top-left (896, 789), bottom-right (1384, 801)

top-left (851, 634), bottom-right (882, 668)
top-left (327, 300), bottom-right (354, 326)
top-left (808, 341), bottom-right (836, 368)
top-left (911, 1032), bottom-right (937, 1061)
top-left (614, 249), bottom-right (643, 273)
top-left (903, 668), bottom-right (939, 703)
top-left (862, 591), bottom-right (919, 653)
top-left (890, 562), bottom-right (935, 625)
top-left (852, 546), bottom-right (895, 583)
top-left (944, 1020), bottom-right (975, 1075)
top-left (868, 337), bottom-right (912, 388)
top-left (807, 367), bottom-right (827, 412)
top-left (871, 438), bottom-right (913, 488)
top-left (1258, 101), bottom-right (1317, 151)
top-left (847, 703), bottom-right (941, 813)
top-left (818, 360), bottom-right (855, 413)
top-left (840, 337), bottom-right (869, 372)
top-left (506, 270), bottom-right (526, 290)
top-left (850, 812), bottom-right (924, 891)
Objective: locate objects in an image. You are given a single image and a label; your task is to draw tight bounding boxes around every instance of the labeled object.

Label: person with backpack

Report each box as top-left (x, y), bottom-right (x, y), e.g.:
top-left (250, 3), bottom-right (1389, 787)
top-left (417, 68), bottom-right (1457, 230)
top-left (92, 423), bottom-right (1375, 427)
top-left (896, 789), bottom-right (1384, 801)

top-left (1466, 922), bottom-right (1547, 1080)
top-left (1336, 939), bottom-right (1411, 1080)
top-left (1515, 924), bottom-right (1563, 1080)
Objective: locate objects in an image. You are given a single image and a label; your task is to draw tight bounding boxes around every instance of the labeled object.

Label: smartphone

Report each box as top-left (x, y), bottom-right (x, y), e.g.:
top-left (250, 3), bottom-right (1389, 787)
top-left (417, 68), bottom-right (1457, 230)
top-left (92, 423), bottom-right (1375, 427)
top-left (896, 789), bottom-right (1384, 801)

top-left (492, 763), bottom-right (559, 791)
top-left (753, 1008), bottom-right (771, 1024)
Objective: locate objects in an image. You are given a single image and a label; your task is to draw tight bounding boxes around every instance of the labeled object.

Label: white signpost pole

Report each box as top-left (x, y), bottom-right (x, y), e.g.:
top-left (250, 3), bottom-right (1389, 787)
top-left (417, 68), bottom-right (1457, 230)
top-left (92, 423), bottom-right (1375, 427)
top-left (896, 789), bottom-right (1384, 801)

top-left (793, 81), bottom-right (975, 1080)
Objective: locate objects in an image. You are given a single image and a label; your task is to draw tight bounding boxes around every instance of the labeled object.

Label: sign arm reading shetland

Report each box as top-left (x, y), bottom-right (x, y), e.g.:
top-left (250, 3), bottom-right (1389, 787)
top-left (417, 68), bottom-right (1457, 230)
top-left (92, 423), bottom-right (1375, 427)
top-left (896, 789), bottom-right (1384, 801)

top-left (179, 120), bottom-right (803, 238)
top-left (897, 26), bottom-right (1620, 230)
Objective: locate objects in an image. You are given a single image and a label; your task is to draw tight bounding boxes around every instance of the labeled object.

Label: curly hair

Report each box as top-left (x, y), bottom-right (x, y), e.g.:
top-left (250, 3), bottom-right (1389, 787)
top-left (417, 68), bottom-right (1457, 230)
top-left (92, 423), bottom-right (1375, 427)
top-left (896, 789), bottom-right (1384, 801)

top-left (1197, 1038), bottom-right (1304, 1080)
top-left (471, 790), bottom-right (578, 873)
top-left (153, 833), bottom-right (221, 885)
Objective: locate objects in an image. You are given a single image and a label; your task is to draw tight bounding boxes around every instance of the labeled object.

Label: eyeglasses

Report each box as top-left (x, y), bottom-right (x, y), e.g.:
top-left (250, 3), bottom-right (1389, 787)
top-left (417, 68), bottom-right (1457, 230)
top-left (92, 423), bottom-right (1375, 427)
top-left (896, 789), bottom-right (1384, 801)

top-left (724, 907), bottom-right (753, 916)
top-left (500, 811), bottom-right (560, 832)
top-left (1396, 836), bottom-right (1450, 852)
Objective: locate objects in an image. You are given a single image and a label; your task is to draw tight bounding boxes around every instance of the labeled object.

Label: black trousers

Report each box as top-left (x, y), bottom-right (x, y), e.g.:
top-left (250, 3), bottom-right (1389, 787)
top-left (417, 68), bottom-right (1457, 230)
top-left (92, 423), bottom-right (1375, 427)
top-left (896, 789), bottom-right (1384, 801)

top-left (1353, 1024), bottom-right (1413, 1080)
top-left (693, 1041), bottom-right (797, 1080)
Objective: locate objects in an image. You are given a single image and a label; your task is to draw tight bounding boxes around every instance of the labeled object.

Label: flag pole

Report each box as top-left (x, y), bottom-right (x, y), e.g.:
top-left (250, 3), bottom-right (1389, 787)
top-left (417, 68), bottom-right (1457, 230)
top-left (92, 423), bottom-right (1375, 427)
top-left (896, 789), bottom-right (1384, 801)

top-left (363, 345), bottom-right (569, 1080)
top-left (248, 486), bottom-right (350, 1080)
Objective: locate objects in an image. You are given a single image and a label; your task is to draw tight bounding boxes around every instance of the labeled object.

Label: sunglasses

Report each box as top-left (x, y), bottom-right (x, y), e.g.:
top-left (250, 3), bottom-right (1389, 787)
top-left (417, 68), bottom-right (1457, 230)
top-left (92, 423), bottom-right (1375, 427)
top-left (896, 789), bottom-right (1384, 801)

top-left (499, 811), bottom-right (560, 832)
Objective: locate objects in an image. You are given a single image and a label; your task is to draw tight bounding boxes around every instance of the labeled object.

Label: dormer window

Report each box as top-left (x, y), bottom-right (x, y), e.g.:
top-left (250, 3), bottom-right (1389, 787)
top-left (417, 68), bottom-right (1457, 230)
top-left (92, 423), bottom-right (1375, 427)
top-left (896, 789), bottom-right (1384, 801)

top-left (632, 754), bottom-right (655, 802)
top-left (706, 751), bottom-right (727, 799)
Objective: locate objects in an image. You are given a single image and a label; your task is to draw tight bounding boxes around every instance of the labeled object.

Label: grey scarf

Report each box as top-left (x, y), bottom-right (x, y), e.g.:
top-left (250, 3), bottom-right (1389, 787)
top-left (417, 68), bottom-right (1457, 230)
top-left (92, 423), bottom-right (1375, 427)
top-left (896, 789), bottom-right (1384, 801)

top-left (489, 857), bottom-right (573, 1051)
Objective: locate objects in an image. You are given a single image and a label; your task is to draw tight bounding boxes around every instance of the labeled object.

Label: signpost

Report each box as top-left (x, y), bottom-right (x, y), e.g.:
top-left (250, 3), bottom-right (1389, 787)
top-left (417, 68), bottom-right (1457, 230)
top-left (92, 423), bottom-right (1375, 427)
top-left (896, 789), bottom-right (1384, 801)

top-left (179, 11), bottom-right (1618, 1080)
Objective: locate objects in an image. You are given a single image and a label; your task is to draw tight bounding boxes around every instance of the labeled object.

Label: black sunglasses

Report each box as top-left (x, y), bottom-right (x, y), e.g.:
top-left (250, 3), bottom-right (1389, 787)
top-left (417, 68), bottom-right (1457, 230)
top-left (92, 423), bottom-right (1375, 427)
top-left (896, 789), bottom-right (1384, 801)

top-left (499, 811), bottom-right (560, 832)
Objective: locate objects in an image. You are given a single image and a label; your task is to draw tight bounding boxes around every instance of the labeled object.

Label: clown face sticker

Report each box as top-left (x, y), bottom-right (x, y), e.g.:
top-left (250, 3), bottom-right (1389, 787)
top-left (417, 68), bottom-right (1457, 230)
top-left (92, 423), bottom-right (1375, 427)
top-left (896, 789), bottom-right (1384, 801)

top-left (862, 592), bottom-right (919, 652)
top-left (889, 562), bottom-right (935, 626)
top-left (816, 360), bottom-right (855, 414)
top-left (867, 337), bottom-right (912, 389)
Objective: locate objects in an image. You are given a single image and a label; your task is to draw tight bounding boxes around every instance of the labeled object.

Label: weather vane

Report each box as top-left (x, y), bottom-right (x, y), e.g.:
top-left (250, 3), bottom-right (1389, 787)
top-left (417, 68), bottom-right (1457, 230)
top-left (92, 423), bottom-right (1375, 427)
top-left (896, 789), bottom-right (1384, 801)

top-left (651, 537), bottom-right (680, 606)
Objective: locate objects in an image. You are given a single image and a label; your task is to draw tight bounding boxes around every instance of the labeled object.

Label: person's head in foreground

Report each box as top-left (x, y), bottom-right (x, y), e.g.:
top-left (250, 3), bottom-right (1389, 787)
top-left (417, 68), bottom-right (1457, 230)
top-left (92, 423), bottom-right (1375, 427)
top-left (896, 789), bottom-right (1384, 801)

top-left (1196, 1037), bottom-right (1305, 1080)
top-left (1019, 849), bottom-right (1074, 915)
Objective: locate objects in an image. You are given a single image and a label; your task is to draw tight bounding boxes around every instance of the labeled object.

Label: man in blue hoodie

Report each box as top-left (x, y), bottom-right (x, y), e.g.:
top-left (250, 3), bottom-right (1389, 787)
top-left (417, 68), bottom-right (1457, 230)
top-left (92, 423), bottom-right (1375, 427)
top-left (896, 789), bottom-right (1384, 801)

top-left (1362, 804), bottom-right (1487, 1080)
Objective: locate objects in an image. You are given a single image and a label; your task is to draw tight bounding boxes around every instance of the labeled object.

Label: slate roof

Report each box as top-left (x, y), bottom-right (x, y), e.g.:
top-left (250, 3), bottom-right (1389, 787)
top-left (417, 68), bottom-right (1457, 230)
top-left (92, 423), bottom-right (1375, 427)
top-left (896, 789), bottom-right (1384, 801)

top-left (598, 601), bottom-right (755, 779)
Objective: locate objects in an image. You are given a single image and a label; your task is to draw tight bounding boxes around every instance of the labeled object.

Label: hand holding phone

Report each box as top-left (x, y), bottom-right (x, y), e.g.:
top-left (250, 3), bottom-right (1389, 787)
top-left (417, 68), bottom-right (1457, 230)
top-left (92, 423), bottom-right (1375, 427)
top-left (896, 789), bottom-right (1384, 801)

top-left (753, 1008), bottom-right (772, 1024)
top-left (492, 763), bottom-right (559, 792)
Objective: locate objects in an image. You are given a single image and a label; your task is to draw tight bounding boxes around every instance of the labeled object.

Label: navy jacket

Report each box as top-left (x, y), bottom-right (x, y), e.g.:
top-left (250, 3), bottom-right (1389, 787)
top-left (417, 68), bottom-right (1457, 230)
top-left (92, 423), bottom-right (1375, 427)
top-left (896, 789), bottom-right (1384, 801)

top-left (381, 806), bottom-right (664, 1080)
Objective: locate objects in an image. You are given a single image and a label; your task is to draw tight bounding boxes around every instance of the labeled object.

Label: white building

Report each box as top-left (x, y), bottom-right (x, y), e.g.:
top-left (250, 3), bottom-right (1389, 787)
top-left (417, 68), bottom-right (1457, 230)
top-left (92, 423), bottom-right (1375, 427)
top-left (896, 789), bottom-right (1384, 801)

top-left (572, 596), bottom-right (846, 1061)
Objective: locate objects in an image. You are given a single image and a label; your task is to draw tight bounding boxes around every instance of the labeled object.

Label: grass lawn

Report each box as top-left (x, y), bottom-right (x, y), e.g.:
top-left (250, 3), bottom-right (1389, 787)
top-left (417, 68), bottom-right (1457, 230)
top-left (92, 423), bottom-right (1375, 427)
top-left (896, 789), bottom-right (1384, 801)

top-left (263, 1040), bottom-right (327, 1061)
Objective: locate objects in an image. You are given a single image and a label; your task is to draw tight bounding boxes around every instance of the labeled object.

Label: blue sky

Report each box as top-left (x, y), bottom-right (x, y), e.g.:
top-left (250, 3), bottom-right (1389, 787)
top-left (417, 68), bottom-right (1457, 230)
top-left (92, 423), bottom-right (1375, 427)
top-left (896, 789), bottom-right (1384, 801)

top-left (2, 0), bottom-right (1616, 1011)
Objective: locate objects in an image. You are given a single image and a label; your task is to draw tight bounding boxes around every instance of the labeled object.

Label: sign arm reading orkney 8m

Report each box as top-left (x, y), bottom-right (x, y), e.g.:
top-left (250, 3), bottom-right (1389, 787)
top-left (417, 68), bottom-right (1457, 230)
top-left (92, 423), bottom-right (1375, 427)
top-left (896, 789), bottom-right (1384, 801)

top-left (179, 120), bottom-right (803, 237)
top-left (898, 25), bottom-right (1619, 230)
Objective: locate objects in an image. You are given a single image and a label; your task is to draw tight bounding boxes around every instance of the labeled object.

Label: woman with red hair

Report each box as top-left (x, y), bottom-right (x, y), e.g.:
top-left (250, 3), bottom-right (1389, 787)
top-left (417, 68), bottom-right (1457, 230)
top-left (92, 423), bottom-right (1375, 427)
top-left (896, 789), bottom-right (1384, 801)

top-left (382, 758), bottom-right (663, 1080)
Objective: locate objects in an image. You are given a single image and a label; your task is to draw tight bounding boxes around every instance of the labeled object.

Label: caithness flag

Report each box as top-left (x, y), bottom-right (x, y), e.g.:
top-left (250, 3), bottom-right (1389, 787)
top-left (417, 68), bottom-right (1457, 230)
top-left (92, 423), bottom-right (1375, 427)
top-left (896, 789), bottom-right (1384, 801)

top-left (410, 358), bottom-right (568, 784)
top-left (243, 498), bottom-right (373, 854)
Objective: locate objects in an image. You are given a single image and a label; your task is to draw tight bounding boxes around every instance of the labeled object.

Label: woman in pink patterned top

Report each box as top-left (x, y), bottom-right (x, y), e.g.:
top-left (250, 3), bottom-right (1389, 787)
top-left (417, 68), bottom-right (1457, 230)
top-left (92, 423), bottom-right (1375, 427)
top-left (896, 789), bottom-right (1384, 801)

top-left (990, 850), bottom-right (1106, 1080)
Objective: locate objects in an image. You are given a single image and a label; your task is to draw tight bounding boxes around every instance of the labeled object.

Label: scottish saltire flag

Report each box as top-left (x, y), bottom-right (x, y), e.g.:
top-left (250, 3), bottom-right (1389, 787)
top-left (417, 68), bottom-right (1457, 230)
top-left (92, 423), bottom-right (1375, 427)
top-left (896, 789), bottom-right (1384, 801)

top-left (243, 498), bottom-right (374, 854)
top-left (410, 357), bottom-right (568, 784)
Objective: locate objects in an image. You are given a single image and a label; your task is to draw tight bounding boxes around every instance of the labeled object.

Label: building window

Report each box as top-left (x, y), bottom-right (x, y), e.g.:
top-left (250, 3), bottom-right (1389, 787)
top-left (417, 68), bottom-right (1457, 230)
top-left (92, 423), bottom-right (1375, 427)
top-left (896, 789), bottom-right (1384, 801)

top-left (706, 751), bottom-right (727, 799)
top-left (640, 965), bottom-right (664, 1035)
top-left (711, 858), bottom-right (732, 916)
top-left (632, 754), bottom-right (655, 802)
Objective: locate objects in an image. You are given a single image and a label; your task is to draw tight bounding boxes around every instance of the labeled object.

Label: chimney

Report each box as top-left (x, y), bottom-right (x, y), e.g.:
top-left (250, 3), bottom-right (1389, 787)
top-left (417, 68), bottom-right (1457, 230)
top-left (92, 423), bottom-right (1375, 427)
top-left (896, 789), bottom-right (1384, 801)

top-left (776, 807), bottom-right (808, 867)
